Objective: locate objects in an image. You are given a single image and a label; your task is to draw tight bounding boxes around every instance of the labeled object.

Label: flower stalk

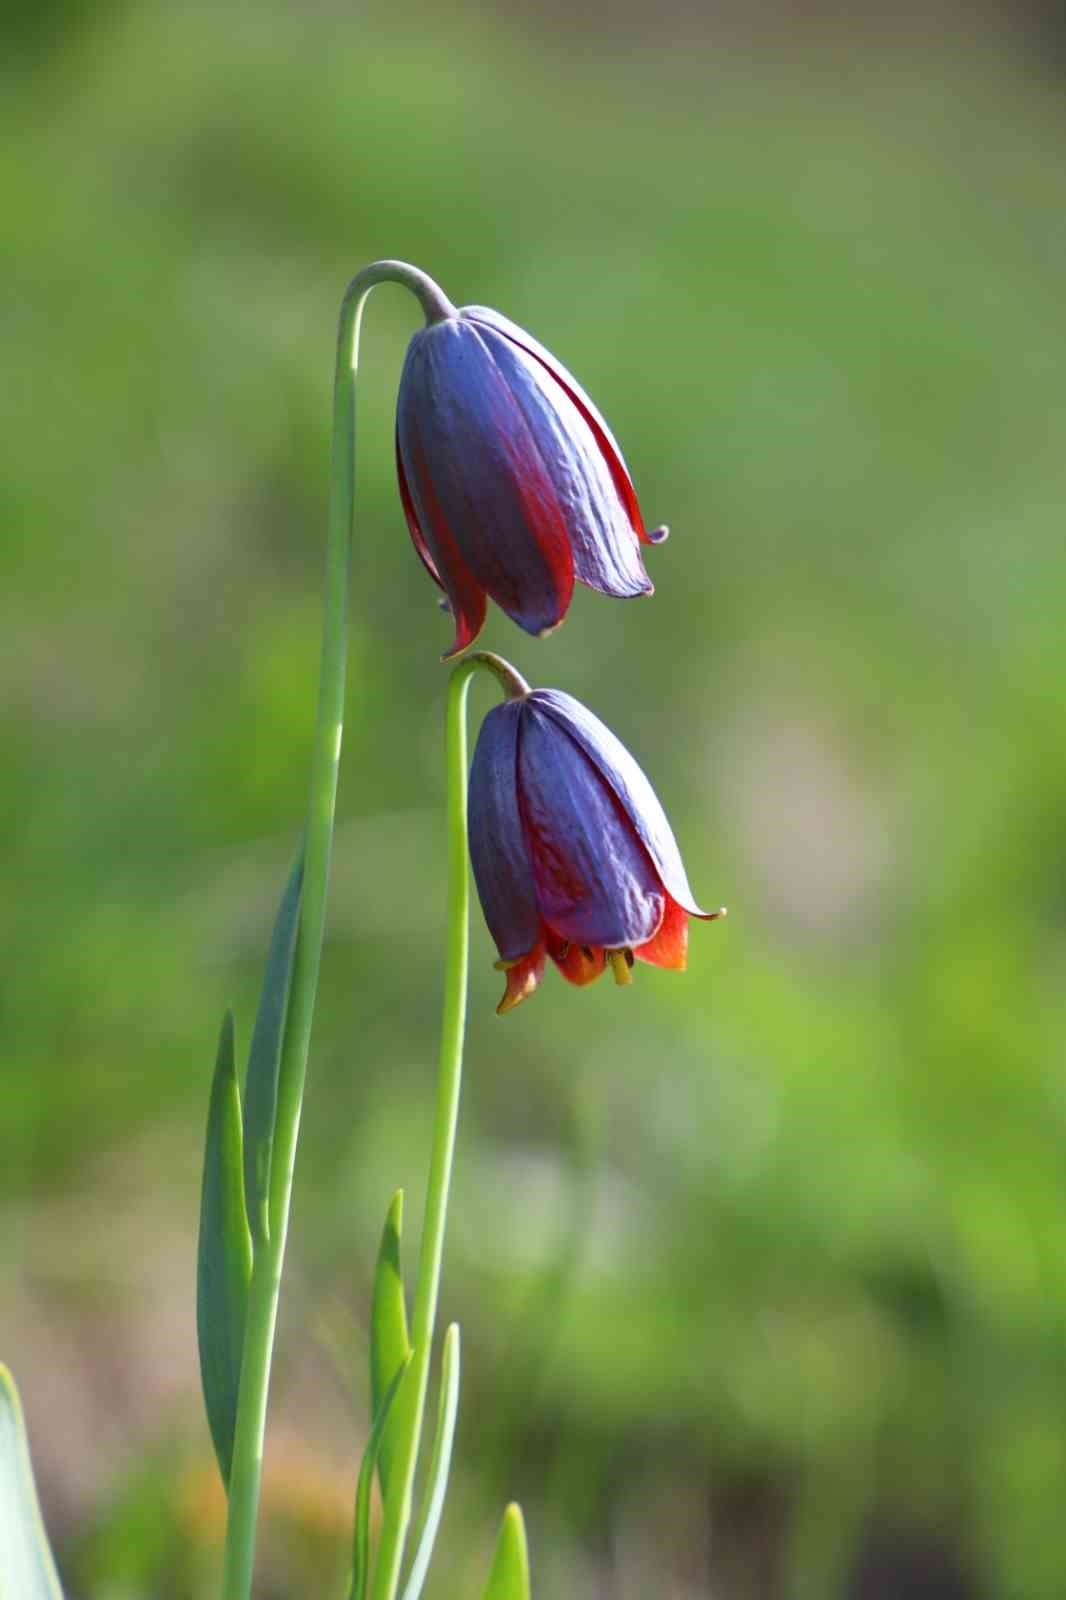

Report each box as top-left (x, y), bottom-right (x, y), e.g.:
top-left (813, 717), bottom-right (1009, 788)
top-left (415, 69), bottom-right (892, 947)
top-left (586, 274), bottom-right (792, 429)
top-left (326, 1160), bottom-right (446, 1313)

top-left (219, 261), bottom-right (456, 1600)
top-left (369, 651), bottom-right (504, 1600)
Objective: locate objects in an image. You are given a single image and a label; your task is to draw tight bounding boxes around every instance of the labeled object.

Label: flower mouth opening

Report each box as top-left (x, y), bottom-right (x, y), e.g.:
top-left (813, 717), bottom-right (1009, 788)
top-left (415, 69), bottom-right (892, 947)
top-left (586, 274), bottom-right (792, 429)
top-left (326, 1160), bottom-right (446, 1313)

top-left (493, 933), bottom-right (648, 1013)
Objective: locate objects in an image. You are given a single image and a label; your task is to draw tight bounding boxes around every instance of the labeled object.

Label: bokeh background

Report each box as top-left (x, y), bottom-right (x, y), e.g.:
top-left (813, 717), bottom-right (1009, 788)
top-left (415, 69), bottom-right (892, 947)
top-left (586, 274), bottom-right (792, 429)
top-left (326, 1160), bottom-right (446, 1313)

top-left (5, 1), bottom-right (1066, 1595)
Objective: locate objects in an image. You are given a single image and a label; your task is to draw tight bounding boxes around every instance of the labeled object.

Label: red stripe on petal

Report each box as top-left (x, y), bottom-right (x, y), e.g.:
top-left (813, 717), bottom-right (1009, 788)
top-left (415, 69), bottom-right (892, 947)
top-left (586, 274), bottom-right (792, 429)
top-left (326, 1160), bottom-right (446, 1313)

top-left (461, 327), bottom-right (575, 633)
top-left (633, 895), bottom-right (689, 970)
top-left (543, 368), bottom-right (653, 544)
top-left (403, 437), bottom-right (488, 658)
top-left (440, 589), bottom-right (487, 660)
top-left (477, 317), bottom-right (654, 545)
top-left (396, 429), bottom-right (443, 590)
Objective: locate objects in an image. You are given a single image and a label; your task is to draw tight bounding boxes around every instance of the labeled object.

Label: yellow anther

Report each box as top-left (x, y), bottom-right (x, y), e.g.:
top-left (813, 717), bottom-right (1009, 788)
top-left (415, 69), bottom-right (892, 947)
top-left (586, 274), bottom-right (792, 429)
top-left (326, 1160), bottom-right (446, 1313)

top-left (608, 949), bottom-right (633, 987)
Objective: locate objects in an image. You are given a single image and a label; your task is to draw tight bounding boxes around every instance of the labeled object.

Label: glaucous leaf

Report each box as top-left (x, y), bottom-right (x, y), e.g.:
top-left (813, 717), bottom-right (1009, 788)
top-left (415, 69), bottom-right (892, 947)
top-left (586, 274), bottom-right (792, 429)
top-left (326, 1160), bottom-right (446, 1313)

top-left (196, 1010), bottom-right (253, 1486)
top-left (349, 1355), bottom-right (411, 1600)
top-left (0, 1365), bottom-right (64, 1600)
top-left (370, 1189), bottom-right (411, 1502)
top-left (242, 854), bottom-right (303, 1242)
top-left (399, 1323), bottom-right (461, 1600)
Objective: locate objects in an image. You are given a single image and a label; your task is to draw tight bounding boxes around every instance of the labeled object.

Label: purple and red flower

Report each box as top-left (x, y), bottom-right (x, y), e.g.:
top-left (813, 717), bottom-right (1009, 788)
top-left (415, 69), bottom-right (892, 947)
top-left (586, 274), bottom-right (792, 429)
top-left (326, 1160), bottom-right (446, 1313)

top-left (468, 687), bottom-right (724, 1013)
top-left (396, 306), bottom-right (667, 658)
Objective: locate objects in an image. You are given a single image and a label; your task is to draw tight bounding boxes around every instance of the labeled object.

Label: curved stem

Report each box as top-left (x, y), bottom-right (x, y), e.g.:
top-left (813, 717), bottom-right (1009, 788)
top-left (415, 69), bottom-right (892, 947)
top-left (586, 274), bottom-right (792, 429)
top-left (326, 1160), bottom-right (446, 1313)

top-left (220, 260), bottom-right (454, 1600)
top-left (463, 650), bottom-right (531, 702)
top-left (369, 654), bottom-right (498, 1600)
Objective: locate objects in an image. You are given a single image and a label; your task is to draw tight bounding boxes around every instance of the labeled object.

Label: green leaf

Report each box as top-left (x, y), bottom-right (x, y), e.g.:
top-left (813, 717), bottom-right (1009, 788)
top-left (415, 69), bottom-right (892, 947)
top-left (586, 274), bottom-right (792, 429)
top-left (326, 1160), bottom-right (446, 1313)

top-left (242, 852), bottom-right (303, 1242)
top-left (482, 1504), bottom-right (531, 1600)
top-left (196, 1010), bottom-right (253, 1486)
top-left (398, 1323), bottom-right (460, 1600)
top-left (349, 1354), bottom-right (411, 1600)
top-left (370, 1189), bottom-right (411, 1503)
top-left (0, 1365), bottom-right (64, 1600)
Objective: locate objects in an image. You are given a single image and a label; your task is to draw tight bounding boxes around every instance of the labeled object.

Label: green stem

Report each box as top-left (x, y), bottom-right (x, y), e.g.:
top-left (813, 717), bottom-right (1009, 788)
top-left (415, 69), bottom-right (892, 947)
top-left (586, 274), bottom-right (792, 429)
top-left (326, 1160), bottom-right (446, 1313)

top-left (220, 260), bottom-right (455, 1600)
top-left (370, 652), bottom-right (524, 1600)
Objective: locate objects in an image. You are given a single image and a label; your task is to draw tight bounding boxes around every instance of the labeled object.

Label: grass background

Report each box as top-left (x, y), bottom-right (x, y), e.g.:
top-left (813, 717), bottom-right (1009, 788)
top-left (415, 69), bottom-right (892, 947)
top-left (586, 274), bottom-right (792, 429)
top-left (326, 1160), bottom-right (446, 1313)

top-left (3, 3), bottom-right (1066, 1595)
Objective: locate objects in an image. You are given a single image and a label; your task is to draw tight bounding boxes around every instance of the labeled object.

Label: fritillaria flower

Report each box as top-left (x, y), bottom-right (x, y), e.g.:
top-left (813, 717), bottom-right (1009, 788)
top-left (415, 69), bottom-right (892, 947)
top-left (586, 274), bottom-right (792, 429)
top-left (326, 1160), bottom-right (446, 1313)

top-left (396, 305), bottom-right (667, 657)
top-left (468, 686), bottom-right (724, 1013)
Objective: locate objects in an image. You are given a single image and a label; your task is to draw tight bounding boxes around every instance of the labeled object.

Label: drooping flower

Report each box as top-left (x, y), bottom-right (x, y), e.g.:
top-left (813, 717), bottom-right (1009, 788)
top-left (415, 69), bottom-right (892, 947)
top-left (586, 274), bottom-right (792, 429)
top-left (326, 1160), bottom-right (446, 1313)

top-left (468, 686), bottom-right (724, 1013)
top-left (396, 305), bottom-right (667, 658)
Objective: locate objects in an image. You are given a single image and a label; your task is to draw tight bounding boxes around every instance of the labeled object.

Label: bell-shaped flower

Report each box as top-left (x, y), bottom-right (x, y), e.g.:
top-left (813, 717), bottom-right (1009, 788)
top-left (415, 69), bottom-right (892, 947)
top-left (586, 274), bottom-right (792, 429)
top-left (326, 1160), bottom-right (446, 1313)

top-left (468, 687), bottom-right (724, 1012)
top-left (396, 306), bottom-right (666, 657)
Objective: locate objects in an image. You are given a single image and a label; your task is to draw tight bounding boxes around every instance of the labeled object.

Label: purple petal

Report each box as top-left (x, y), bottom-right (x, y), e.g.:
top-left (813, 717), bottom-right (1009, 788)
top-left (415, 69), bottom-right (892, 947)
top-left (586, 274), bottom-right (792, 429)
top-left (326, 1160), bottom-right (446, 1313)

top-left (468, 701), bottom-right (542, 961)
top-left (516, 700), bottom-right (664, 949)
top-left (529, 690), bottom-right (708, 918)
top-left (397, 320), bottom-right (573, 639)
top-left (394, 417), bottom-right (487, 656)
top-left (463, 305), bottom-right (662, 546)
top-left (469, 322), bottom-right (652, 601)
top-left (395, 428), bottom-right (442, 589)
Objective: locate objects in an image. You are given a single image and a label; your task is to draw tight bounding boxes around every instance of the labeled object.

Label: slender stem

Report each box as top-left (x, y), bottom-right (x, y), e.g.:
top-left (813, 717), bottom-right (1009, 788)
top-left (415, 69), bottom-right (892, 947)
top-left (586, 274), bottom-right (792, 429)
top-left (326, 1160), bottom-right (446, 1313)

top-left (219, 260), bottom-right (455, 1600)
top-left (463, 650), bottom-right (531, 702)
top-left (370, 655), bottom-right (493, 1600)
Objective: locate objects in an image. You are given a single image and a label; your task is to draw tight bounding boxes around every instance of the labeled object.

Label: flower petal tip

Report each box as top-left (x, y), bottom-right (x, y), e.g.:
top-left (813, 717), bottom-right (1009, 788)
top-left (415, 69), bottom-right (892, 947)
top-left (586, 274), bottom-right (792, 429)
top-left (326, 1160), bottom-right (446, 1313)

top-left (440, 630), bottom-right (480, 662)
top-left (496, 976), bottom-right (534, 1014)
top-left (493, 948), bottom-right (544, 1013)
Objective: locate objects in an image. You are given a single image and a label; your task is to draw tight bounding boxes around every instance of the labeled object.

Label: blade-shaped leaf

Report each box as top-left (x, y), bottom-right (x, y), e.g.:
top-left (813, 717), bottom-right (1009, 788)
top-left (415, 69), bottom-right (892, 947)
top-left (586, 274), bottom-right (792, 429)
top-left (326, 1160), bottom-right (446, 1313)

top-left (482, 1504), bottom-right (531, 1600)
top-left (0, 1365), bottom-right (64, 1600)
top-left (196, 1010), bottom-right (253, 1486)
top-left (349, 1354), bottom-right (411, 1600)
top-left (242, 853), bottom-right (303, 1242)
top-left (370, 1189), bottom-right (411, 1502)
top-left (399, 1323), bottom-right (460, 1600)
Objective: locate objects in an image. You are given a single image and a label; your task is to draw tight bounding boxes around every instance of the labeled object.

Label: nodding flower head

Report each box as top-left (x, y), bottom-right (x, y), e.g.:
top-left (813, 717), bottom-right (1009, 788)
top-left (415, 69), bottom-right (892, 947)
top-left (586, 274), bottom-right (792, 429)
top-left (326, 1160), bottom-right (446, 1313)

top-left (468, 686), bottom-right (724, 1013)
top-left (396, 306), bottom-right (667, 658)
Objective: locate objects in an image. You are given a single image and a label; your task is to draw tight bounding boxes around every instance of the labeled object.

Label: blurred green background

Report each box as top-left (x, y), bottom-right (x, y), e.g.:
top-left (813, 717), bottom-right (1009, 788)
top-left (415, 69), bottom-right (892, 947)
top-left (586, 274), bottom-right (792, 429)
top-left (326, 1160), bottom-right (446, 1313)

top-left (4, 2), bottom-right (1066, 1595)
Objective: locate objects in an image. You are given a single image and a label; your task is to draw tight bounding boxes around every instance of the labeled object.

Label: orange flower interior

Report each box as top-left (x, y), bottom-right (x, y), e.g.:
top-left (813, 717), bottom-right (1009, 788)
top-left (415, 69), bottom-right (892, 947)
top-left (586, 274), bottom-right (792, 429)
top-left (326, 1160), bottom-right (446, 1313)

top-left (494, 895), bottom-right (714, 1014)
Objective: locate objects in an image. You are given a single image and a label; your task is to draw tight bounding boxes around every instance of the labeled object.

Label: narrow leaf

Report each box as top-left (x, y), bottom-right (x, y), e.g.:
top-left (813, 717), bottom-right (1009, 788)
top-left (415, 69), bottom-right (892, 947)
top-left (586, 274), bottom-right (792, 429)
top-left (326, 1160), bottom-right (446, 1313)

top-left (370, 1189), bottom-right (411, 1502)
top-left (242, 852), bottom-right (303, 1242)
top-left (482, 1504), bottom-right (531, 1600)
top-left (399, 1323), bottom-right (460, 1600)
top-left (349, 1354), bottom-right (411, 1600)
top-left (0, 1365), bottom-right (64, 1600)
top-left (196, 1010), bottom-right (253, 1486)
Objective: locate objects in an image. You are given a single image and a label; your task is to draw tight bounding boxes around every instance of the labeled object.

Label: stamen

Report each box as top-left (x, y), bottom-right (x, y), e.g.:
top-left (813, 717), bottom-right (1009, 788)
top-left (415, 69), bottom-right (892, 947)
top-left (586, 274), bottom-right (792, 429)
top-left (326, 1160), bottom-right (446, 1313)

top-left (581, 946), bottom-right (594, 961)
top-left (608, 949), bottom-right (633, 987)
top-left (557, 941), bottom-right (570, 960)
top-left (623, 948), bottom-right (635, 968)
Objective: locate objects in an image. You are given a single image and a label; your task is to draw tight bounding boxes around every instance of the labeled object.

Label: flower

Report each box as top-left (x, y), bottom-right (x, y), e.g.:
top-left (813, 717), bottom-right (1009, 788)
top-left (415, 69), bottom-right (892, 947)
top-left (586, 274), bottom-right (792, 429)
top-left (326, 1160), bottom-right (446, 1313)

top-left (468, 687), bottom-right (724, 1012)
top-left (396, 305), bottom-right (667, 658)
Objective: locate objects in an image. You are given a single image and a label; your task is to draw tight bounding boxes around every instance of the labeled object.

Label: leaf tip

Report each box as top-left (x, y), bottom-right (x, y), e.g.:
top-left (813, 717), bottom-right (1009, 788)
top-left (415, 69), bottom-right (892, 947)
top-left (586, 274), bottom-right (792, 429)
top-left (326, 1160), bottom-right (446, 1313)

top-left (502, 1502), bottom-right (527, 1543)
top-left (483, 1500), bottom-right (531, 1600)
top-left (215, 1010), bottom-right (236, 1078)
